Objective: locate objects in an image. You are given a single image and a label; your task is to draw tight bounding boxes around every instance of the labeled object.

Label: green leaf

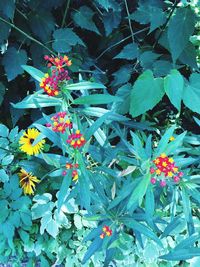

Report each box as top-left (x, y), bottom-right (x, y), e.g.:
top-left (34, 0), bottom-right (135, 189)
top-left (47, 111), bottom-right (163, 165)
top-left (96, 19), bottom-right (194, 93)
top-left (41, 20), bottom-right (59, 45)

top-left (0, 124), bottom-right (9, 137)
top-left (12, 93), bottom-right (62, 109)
top-left (167, 7), bottom-right (196, 62)
top-left (72, 6), bottom-right (100, 35)
top-left (73, 94), bottom-right (122, 105)
top-left (82, 237), bottom-right (103, 264)
top-left (159, 248), bottom-right (200, 261)
top-left (2, 48), bottom-right (28, 81)
top-left (85, 112), bottom-right (112, 140)
top-left (0, 82), bottom-right (5, 106)
top-left (127, 174), bottom-right (151, 209)
top-left (164, 69), bottom-right (184, 111)
top-left (113, 83), bottom-right (131, 115)
top-left (112, 65), bottom-right (132, 87)
top-left (175, 233), bottom-right (200, 250)
top-left (164, 131), bottom-right (187, 155)
top-left (57, 171), bottom-right (72, 211)
top-left (130, 3), bottom-right (166, 33)
top-left (0, 169), bottom-right (9, 182)
top-left (154, 125), bottom-right (176, 157)
top-left (130, 70), bottom-right (164, 117)
top-left (22, 65), bottom-right (44, 82)
top-left (64, 81), bottom-right (106, 91)
top-left (46, 218), bottom-right (59, 238)
top-left (161, 217), bottom-right (183, 238)
top-left (2, 155), bottom-right (14, 166)
top-left (103, 10), bottom-right (121, 36)
top-left (52, 28), bottom-right (85, 53)
top-left (114, 43), bottom-right (138, 60)
top-left (122, 218), bottom-right (163, 247)
top-left (183, 73), bottom-right (200, 114)
top-left (130, 131), bottom-right (148, 160)
top-left (0, 0), bottom-right (15, 19)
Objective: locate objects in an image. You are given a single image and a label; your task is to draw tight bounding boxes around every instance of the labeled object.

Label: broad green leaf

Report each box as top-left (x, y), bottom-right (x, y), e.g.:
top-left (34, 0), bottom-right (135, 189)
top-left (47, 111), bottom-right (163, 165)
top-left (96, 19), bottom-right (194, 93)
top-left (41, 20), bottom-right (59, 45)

top-left (130, 3), bottom-right (166, 33)
top-left (46, 218), bottom-right (59, 238)
top-left (72, 6), bottom-right (100, 35)
top-left (103, 10), bottom-right (121, 36)
top-left (127, 174), bottom-right (151, 209)
top-left (159, 248), bottom-right (200, 261)
top-left (31, 202), bottom-right (54, 220)
top-left (114, 43), bottom-right (138, 60)
top-left (183, 73), bottom-right (200, 114)
top-left (82, 237), bottom-right (103, 264)
top-left (52, 28), bottom-right (85, 53)
top-left (113, 83), bottom-right (131, 115)
top-left (73, 94), bottom-right (122, 105)
top-left (112, 65), bottom-right (132, 87)
top-left (22, 65), bottom-right (44, 82)
top-left (130, 70), bottom-right (164, 117)
top-left (167, 7), bottom-right (196, 62)
top-left (63, 81), bottom-right (105, 91)
top-left (12, 93), bottom-right (62, 109)
top-left (164, 69), bottom-right (184, 111)
top-left (2, 155), bottom-right (14, 166)
top-left (2, 48), bottom-right (28, 81)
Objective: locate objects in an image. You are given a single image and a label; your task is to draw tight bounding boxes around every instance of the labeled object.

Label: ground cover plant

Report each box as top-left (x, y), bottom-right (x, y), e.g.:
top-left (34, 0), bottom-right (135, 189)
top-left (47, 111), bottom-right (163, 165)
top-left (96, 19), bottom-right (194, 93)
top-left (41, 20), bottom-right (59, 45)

top-left (0, 0), bottom-right (200, 266)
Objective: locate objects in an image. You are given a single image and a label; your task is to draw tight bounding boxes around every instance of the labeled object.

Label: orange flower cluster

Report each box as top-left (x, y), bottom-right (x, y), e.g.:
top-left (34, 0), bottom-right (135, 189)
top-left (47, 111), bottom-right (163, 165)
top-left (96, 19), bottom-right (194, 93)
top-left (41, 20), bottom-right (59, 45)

top-left (66, 130), bottom-right (86, 149)
top-left (100, 225), bottom-right (112, 239)
top-left (150, 153), bottom-right (183, 187)
top-left (62, 162), bottom-right (79, 181)
top-left (46, 112), bottom-right (72, 133)
top-left (44, 55), bottom-right (72, 72)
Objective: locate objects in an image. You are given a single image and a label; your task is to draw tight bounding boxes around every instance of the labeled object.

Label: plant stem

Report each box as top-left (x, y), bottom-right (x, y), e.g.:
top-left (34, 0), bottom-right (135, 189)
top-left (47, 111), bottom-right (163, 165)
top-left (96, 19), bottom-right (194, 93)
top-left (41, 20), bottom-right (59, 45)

top-left (61, 0), bottom-right (71, 28)
top-left (153, 0), bottom-right (178, 48)
top-left (0, 16), bottom-right (56, 55)
top-left (124, 0), bottom-right (134, 43)
top-left (96, 27), bottom-right (149, 60)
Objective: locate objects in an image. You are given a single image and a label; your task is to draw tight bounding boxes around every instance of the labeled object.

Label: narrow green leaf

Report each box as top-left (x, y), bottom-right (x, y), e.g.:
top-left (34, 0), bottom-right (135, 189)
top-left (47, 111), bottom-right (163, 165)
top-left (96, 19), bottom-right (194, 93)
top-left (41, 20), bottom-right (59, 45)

top-left (57, 170), bottom-right (72, 211)
top-left (82, 237), bottom-right (103, 264)
top-left (73, 94), bottom-right (122, 105)
top-left (22, 65), bottom-right (44, 82)
top-left (160, 248), bottom-right (200, 261)
top-left (63, 81), bottom-right (105, 90)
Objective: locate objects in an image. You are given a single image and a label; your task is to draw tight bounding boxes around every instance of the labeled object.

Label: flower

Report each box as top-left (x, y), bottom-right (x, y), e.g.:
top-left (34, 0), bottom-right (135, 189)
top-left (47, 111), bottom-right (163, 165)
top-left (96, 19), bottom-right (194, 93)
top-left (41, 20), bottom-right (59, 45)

top-left (169, 136), bottom-right (175, 141)
top-left (66, 130), bottom-right (86, 149)
top-left (46, 112), bottom-right (72, 133)
top-left (150, 153), bottom-right (183, 187)
top-left (63, 162), bottom-right (79, 182)
top-left (18, 169), bottom-right (40, 195)
top-left (100, 225), bottom-right (112, 239)
top-left (19, 128), bottom-right (45, 156)
top-left (44, 55), bottom-right (72, 72)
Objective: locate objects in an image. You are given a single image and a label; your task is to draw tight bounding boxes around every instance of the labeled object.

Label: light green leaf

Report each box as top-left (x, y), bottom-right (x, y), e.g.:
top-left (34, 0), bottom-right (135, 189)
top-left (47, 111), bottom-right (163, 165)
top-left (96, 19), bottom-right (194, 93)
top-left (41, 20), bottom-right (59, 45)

top-left (0, 124), bottom-right (9, 137)
top-left (0, 169), bottom-right (9, 182)
top-left (22, 65), bottom-right (44, 82)
top-left (130, 70), bottom-right (164, 117)
top-left (167, 7), bottom-right (196, 62)
top-left (46, 218), bottom-right (59, 238)
top-left (164, 69), bottom-right (184, 111)
top-left (63, 81), bottom-right (106, 91)
top-left (73, 94), bottom-right (122, 105)
top-left (183, 73), bottom-right (200, 114)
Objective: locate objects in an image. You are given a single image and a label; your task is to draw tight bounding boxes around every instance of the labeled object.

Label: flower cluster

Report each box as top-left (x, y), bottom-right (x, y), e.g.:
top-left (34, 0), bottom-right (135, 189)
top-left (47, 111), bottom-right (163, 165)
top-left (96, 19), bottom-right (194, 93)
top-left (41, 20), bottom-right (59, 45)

top-left (62, 162), bottom-right (79, 181)
top-left (44, 55), bottom-right (72, 72)
top-left (40, 70), bottom-right (70, 96)
top-left (66, 130), bottom-right (86, 149)
top-left (150, 153), bottom-right (183, 187)
top-left (46, 112), bottom-right (72, 133)
top-left (100, 225), bottom-right (112, 239)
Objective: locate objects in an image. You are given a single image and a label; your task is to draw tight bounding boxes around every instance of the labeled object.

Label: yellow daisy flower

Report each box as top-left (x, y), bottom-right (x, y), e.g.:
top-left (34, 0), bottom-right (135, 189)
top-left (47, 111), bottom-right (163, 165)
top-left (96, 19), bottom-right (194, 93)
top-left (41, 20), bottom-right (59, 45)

top-left (18, 169), bottom-right (40, 195)
top-left (19, 128), bottom-right (45, 156)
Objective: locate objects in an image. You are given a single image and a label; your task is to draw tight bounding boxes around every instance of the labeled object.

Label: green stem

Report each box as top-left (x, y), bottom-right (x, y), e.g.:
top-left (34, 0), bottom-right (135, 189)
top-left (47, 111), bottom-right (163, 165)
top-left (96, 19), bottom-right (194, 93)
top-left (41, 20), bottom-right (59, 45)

top-left (0, 16), bottom-right (56, 55)
top-left (61, 0), bottom-right (71, 28)
top-left (124, 0), bottom-right (134, 43)
top-left (96, 27), bottom-right (149, 60)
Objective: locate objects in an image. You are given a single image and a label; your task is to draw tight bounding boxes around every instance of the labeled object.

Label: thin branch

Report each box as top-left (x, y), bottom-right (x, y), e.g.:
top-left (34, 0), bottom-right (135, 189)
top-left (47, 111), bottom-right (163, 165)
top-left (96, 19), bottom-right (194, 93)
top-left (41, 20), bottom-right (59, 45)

top-left (153, 0), bottom-right (178, 48)
top-left (124, 0), bottom-right (134, 43)
top-left (96, 27), bottom-right (149, 60)
top-left (0, 16), bottom-right (56, 55)
top-left (61, 0), bottom-right (71, 28)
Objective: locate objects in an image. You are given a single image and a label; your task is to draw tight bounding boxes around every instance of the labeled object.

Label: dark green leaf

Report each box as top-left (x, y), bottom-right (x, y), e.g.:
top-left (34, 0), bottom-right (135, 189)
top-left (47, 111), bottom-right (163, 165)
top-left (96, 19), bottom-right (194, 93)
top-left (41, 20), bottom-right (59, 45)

top-left (114, 43), bottom-right (138, 60)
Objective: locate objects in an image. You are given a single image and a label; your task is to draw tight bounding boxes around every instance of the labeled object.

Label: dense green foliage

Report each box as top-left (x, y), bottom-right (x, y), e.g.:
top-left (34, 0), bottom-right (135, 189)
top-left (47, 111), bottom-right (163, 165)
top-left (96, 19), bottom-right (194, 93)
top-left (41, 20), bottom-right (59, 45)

top-left (0, 0), bottom-right (200, 266)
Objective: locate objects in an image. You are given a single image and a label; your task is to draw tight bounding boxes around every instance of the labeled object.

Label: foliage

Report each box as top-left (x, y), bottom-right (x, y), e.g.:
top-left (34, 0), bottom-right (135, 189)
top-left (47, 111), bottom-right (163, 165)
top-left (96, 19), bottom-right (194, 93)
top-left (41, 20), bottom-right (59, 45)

top-left (0, 0), bottom-right (200, 266)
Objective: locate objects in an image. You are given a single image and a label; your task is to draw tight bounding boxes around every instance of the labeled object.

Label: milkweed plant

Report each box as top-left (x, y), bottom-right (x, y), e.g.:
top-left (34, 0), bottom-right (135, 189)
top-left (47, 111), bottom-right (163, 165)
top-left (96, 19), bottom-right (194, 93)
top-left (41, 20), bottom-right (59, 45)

top-left (0, 53), bottom-right (199, 267)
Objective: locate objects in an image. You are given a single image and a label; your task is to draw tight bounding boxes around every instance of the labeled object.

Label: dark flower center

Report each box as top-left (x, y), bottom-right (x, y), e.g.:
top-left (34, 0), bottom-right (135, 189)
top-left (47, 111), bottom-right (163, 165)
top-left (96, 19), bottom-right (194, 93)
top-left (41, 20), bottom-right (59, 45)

top-left (30, 138), bottom-right (34, 144)
top-left (24, 177), bottom-right (29, 183)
